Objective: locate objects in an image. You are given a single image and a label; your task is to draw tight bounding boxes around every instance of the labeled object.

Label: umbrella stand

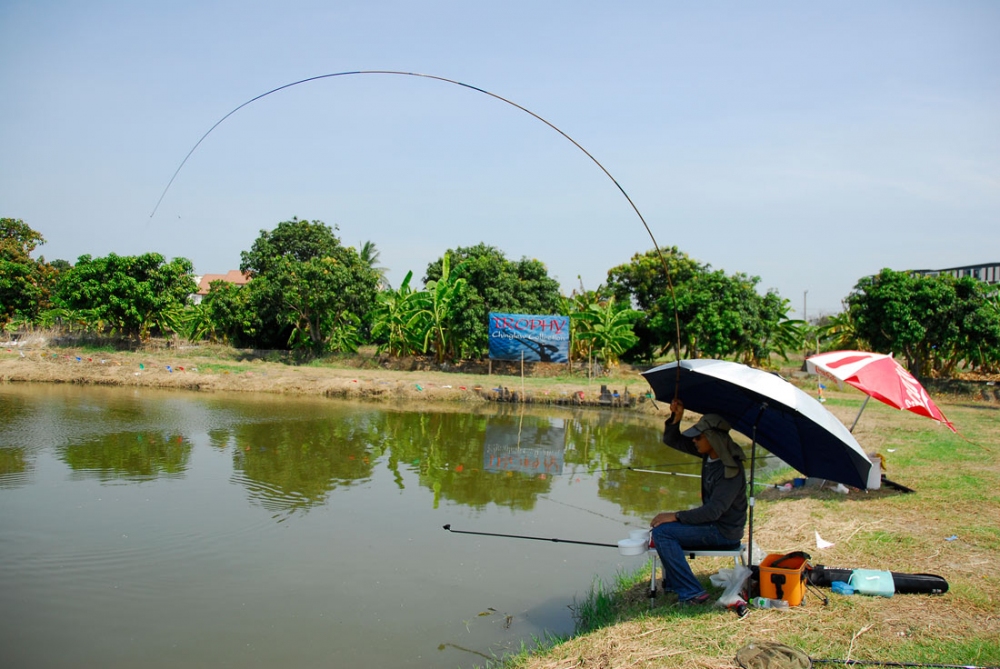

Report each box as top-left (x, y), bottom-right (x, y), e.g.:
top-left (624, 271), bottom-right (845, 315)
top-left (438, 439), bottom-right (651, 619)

top-left (849, 395), bottom-right (872, 432)
top-left (746, 403), bottom-right (768, 568)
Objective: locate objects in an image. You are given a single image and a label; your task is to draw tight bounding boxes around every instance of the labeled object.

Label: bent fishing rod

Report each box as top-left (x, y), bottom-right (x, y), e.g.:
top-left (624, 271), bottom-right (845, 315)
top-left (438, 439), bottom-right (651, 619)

top-left (442, 524), bottom-right (618, 548)
top-left (149, 69), bottom-right (684, 386)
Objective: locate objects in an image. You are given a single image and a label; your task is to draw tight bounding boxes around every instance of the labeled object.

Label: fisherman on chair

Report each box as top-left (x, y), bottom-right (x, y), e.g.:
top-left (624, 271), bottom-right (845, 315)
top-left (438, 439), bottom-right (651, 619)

top-left (650, 398), bottom-right (748, 605)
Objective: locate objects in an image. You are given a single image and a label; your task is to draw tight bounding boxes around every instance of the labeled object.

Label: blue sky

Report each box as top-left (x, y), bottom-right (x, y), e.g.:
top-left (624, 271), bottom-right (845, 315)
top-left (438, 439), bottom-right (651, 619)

top-left (2, 1), bottom-right (997, 318)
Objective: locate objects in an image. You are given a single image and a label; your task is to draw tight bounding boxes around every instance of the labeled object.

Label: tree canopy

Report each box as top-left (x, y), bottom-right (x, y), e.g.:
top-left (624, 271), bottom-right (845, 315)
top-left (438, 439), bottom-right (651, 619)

top-left (53, 252), bottom-right (196, 339)
top-left (606, 247), bottom-right (803, 364)
top-left (238, 218), bottom-right (380, 353)
top-left (0, 218), bottom-right (55, 326)
top-left (846, 268), bottom-right (1000, 376)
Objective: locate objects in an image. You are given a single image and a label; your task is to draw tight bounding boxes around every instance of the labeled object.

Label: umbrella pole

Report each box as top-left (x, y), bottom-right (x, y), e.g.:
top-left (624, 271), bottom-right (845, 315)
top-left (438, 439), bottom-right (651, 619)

top-left (849, 395), bottom-right (871, 433)
top-left (747, 404), bottom-right (768, 568)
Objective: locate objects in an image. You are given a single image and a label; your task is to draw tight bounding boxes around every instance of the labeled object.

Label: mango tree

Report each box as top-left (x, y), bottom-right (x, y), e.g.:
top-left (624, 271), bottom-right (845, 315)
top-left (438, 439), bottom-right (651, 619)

top-left (53, 252), bottom-right (196, 340)
top-left (239, 218), bottom-right (379, 353)
top-left (0, 218), bottom-right (56, 327)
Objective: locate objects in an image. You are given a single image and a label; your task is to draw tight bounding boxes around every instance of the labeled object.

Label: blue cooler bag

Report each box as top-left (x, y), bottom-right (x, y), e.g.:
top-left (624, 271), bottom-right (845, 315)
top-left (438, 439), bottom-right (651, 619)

top-left (849, 569), bottom-right (894, 597)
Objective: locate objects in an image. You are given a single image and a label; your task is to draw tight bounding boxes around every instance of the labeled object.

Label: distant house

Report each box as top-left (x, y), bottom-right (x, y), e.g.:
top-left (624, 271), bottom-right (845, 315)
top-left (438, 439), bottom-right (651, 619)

top-left (192, 270), bottom-right (251, 304)
top-left (911, 262), bottom-right (1000, 285)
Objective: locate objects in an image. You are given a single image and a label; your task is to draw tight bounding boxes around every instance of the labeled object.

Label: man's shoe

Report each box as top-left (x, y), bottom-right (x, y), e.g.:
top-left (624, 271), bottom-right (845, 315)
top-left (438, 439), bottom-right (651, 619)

top-left (681, 592), bottom-right (712, 606)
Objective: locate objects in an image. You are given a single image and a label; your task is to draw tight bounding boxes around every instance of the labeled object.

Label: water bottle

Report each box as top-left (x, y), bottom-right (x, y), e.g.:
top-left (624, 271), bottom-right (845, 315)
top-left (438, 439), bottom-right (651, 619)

top-left (751, 597), bottom-right (788, 609)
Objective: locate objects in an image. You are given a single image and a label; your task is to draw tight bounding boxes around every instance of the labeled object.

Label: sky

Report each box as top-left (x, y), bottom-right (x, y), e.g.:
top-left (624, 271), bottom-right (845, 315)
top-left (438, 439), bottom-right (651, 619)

top-left (2, 1), bottom-right (998, 319)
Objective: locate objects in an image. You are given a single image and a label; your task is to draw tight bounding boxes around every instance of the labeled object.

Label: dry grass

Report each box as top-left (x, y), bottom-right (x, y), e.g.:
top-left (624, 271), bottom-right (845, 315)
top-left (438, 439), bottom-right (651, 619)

top-left (0, 342), bottom-right (650, 408)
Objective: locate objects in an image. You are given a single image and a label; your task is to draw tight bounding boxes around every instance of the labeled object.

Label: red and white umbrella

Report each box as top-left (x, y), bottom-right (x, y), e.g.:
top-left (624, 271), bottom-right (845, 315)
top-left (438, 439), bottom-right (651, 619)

top-left (805, 350), bottom-right (956, 433)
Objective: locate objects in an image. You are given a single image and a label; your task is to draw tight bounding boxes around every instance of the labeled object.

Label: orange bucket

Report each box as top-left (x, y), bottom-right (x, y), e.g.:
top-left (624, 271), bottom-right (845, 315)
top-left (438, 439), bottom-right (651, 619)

top-left (759, 552), bottom-right (809, 606)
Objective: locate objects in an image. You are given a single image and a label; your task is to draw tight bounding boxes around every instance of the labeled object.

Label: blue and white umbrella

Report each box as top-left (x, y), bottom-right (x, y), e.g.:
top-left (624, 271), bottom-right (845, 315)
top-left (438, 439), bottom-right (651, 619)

top-left (642, 359), bottom-right (871, 488)
top-left (642, 359), bottom-right (873, 562)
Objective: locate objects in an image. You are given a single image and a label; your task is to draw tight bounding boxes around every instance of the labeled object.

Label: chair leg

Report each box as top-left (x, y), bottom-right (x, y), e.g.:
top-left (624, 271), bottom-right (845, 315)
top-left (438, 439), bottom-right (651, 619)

top-left (648, 552), bottom-right (657, 604)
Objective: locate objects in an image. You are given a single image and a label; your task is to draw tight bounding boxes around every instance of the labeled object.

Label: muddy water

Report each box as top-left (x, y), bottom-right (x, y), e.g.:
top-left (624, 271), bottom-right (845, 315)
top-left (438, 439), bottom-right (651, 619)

top-left (0, 383), bottom-right (705, 668)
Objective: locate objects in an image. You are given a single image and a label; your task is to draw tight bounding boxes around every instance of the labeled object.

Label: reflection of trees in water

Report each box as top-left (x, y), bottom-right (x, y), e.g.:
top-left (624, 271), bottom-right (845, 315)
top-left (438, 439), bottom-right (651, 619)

top-left (398, 412), bottom-right (553, 511)
top-left (225, 410), bottom-right (560, 516)
top-left (598, 467), bottom-right (702, 516)
top-left (562, 413), bottom-right (655, 471)
top-left (561, 414), bottom-right (703, 517)
top-left (59, 432), bottom-right (191, 480)
top-left (229, 412), bottom-right (384, 515)
top-left (222, 405), bottom-right (685, 520)
top-left (0, 447), bottom-right (31, 488)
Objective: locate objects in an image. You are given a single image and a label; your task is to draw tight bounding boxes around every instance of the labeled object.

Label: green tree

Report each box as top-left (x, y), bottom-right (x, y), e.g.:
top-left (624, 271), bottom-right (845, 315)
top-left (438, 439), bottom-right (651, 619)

top-left (190, 279), bottom-right (259, 346)
top-left (948, 278), bottom-right (1000, 375)
top-left (816, 310), bottom-right (865, 351)
top-left (53, 253), bottom-right (196, 339)
top-left (609, 248), bottom-right (798, 364)
top-left (571, 295), bottom-right (640, 368)
top-left (605, 247), bottom-right (704, 360)
top-left (0, 218), bottom-right (55, 326)
top-left (239, 218), bottom-right (379, 352)
top-left (423, 243), bottom-right (562, 359)
top-left (846, 268), bottom-right (1000, 377)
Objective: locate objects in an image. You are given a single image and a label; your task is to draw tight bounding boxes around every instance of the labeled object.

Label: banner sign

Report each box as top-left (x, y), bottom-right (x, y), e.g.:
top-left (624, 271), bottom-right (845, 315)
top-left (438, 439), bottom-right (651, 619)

top-left (488, 313), bottom-right (570, 363)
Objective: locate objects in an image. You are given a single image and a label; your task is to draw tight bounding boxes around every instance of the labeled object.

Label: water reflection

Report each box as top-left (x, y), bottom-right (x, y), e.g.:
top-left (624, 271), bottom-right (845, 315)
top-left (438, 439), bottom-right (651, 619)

top-left (227, 410), bottom-right (381, 515)
top-left (59, 432), bottom-right (191, 481)
top-left (484, 413), bottom-right (565, 475)
top-left (0, 383), bottom-right (724, 518)
top-left (0, 447), bottom-right (30, 488)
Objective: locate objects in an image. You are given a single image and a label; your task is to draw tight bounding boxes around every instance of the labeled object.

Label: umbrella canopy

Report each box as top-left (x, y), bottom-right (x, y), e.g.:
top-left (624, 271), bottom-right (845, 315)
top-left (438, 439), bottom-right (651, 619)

top-left (805, 350), bottom-right (956, 433)
top-left (642, 359), bottom-right (872, 490)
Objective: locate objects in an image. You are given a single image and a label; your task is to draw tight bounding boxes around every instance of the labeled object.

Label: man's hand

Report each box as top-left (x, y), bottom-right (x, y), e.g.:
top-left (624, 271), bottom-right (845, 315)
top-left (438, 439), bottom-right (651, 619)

top-left (651, 512), bottom-right (678, 527)
top-left (668, 398), bottom-right (685, 424)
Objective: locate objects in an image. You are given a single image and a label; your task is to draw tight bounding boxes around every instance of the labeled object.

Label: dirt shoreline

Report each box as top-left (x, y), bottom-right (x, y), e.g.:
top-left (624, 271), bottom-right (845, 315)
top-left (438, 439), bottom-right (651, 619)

top-left (0, 344), bottom-right (662, 412)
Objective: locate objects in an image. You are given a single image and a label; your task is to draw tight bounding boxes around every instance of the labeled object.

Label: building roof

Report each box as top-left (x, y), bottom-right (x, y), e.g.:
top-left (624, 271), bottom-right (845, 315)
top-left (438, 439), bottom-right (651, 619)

top-left (195, 270), bottom-right (250, 295)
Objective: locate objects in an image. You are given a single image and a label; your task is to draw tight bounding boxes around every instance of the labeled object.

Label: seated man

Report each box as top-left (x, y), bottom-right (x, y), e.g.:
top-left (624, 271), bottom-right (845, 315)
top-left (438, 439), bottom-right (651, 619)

top-left (650, 398), bottom-right (747, 604)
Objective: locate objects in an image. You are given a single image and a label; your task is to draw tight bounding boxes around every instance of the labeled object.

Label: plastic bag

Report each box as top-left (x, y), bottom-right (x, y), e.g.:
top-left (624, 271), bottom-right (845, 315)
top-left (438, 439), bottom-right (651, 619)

top-left (710, 565), bottom-right (753, 607)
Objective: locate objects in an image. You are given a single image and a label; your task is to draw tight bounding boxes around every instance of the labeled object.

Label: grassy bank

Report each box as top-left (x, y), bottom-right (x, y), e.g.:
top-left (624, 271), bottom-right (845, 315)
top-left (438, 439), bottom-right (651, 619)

top-left (502, 397), bottom-right (1000, 669)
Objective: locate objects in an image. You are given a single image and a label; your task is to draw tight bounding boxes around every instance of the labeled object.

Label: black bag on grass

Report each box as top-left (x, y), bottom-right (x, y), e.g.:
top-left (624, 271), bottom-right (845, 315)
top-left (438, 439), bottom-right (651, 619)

top-left (808, 565), bottom-right (948, 595)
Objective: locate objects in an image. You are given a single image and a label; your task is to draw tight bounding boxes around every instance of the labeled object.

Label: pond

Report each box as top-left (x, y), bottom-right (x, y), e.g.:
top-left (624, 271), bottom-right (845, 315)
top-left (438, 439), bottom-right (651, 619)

top-left (0, 383), bottom-right (708, 668)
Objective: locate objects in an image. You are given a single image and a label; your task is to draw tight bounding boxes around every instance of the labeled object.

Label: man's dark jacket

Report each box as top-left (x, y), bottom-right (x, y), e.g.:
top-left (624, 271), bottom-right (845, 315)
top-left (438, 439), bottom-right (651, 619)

top-left (663, 421), bottom-right (747, 543)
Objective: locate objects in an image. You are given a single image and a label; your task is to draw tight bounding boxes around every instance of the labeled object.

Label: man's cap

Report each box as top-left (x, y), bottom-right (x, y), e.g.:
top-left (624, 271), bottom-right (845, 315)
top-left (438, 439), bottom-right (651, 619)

top-left (682, 413), bottom-right (732, 437)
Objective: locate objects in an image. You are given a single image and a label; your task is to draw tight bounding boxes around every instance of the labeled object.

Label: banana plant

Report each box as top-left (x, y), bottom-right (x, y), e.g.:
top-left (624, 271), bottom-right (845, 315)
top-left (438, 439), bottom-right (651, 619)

top-left (412, 254), bottom-right (467, 363)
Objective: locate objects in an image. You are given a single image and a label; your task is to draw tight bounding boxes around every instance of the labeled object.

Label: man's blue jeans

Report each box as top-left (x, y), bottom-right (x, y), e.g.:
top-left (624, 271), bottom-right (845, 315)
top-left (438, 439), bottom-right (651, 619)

top-left (651, 521), bottom-right (740, 601)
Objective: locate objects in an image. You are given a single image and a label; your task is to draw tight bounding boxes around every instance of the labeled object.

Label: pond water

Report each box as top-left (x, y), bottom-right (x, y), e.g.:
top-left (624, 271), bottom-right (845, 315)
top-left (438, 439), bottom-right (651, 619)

top-left (0, 383), bottom-right (707, 669)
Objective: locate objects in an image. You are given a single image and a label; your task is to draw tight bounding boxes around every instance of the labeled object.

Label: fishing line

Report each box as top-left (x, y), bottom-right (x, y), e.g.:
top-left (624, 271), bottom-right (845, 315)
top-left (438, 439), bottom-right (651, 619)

top-left (812, 658), bottom-right (998, 668)
top-left (149, 69), bottom-right (684, 361)
top-left (442, 524), bottom-right (617, 548)
top-left (539, 495), bottom-right (642, 526)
